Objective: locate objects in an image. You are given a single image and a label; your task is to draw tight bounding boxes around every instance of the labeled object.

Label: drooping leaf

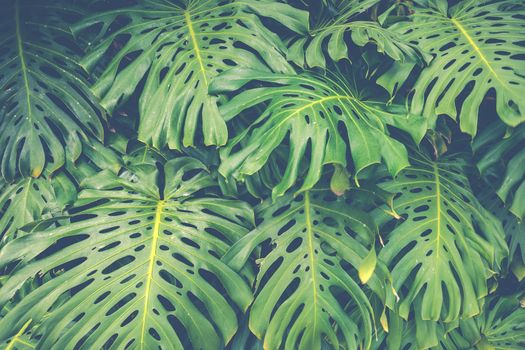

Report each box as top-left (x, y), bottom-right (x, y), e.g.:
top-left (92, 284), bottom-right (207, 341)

top-left (73, 0), bottom-right (307, 150)
top-left (210, 68), bottom-right (427, 198)
top-left (223, 189), bottom-right (387, 350)
top-left (0, 157), bottom-right (254, 350)
top-left (0, 0), bottom-right (105, 180)
top-left (475, 121), bottom-right (525, 220)
top-left (378, 0), bottom-right (525, 135)
top-left (376, 152), bottom-right (508, 324)
top-left (287, 0), bottom-right (429, 68)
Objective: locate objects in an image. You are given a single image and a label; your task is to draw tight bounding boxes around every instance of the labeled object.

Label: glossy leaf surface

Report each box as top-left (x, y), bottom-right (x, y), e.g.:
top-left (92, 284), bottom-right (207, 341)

top-left (0, 157), bottom-right (254, 350)
top-left (74, 0), bottom-right (306, 150)
top-left (224, 189), bottom-right (383, 350)
top-left (0, 0), bottom-right (105, 180)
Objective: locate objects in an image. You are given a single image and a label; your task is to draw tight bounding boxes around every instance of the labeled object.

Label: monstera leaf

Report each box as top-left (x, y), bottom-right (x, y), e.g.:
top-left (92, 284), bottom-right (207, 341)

top-left (0, 135), bottom-right (126, 246)
top-left (434, 295), bottom-right (525, 350)
top-left (210, 68), bottom-right (427, 198)
top-left (0, 157), bottom-right (254, 350)
top-left (0, 176), bottom-right (73, 245)
top-left (378, 294), bottom-right (525, 350)
top-left (287, 0), bottom-right (428, 68)
top-left (224, 189), bottom-right (387, 350)
top-left (73, 0), bottom-right (307, 150)
top-left (0, 0), bottom-right (105, 180)
top-left (475, 121), bottom-right (525, 220)
top-left (472, 295), bottom-right (525, 349)
top-left (378, 0), bottom-right (525, 135)
top-left (376, 152), bottom-right (508, 324)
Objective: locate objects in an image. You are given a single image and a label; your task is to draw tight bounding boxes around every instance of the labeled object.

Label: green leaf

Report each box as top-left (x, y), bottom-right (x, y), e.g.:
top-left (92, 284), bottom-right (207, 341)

top-left (0, 176), bottom-right (74, 245)
top-left (287, 0), bottom-right (429, 68)
top-left (377, 152), bottom-right (508, 323)
top-left (475, 121), bottom-right (525, 220)
top-left (378, 0), bottom-right (525, 135)
top-left (330, 164), bottom-right (351, 196)
top-left (0, 0), bottom-right (105, 180)
top-left (73, 0), bottom-right (304, 150)
top-left (438, 294), bottom-right (525, 350)
top-left (359, 246), bottom-right (377, 284)
top-left (210, 68), bottom-right (427, 198)
top-left (0, 157), bottom-right (254, 350)
top-left (223, 189), bottom-right (386, 350)
top-left (480, 189), bottom-right (525, 281)
top-left (475, 295), bottom-right (525, 349)
top-left (0, 319), bottom-right (35, 350)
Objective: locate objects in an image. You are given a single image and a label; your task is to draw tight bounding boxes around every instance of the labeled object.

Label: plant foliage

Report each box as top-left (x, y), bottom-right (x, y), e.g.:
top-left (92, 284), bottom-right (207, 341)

top-left (0, 0), bottom-right (524, 349)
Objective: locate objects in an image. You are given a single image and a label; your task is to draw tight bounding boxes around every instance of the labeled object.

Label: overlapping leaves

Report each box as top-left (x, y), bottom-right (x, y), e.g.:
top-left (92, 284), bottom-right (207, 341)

top-left (0, 157), bottom-right (254, 350)
top-left (379, 0), bottom-right (525, 135)
top-left (475, 121), bottom-right (525, 220)
top-left (0, 136), bottom-right (123, 247)
top-left (378, 294), bottom-right (525, 350)
top-left (481, 189), bottom-right (525, 281)
top-left (211, 68), bottom-right (427, 198)
top-left (0, 0), bottom-right (105, 180)
top-left (287, 0), bottom-right (428, 68)
top-left (0, 0), bottom-right (522, 349)
top-left (73, 0), bottom-right (306, 150)
top-left (224, 189), bottom-right (385, 350)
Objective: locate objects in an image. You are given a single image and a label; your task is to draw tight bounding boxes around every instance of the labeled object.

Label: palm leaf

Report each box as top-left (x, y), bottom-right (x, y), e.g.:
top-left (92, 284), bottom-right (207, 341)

top-left (72, 0), bottom-right (307, 150)
top-left (0, 157), bottom-right (254, 350)
top-left (378, 0), bottom-right (525, 135)
top-left (377, 151), bottom-right (508, 324)
top-left (223, 189), bottom-right (387, 350)
top-left (0, 0), bottom-right (105, 180)
top-left (210, 68), bottom-right (427, 198)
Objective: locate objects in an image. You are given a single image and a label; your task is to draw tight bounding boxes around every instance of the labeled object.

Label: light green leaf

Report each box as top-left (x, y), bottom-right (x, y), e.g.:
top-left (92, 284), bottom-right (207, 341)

top-left (223, 189), bottom-right (386, 350)
top-left (211, 68), bottom-right (427, 198)
top-left (0, 319), bottom-right (35, 350)
top-left (359, 246), bottom-right (377, 284)
top-left (377, 152), bottom-right (508, 323)
top-left (73, 0), bottom-right (304, 150)
top-left (0, 157), bottom-right (254, 350)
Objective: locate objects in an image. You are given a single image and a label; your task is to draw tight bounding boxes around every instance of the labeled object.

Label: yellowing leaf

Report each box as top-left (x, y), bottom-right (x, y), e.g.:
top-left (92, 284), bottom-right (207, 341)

top-left (359, 246), bottom-right (376, 284)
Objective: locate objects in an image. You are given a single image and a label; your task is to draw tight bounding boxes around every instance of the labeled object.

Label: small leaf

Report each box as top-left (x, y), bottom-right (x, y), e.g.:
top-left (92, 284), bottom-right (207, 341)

top-left (380, 309), bottom-right (389, 333)
top-left (330, 165), bottom-right (350, 196)
top-left (359, 246), bottom-right (377, 284)
top-left (511, 260), bottom-right (525, 281)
